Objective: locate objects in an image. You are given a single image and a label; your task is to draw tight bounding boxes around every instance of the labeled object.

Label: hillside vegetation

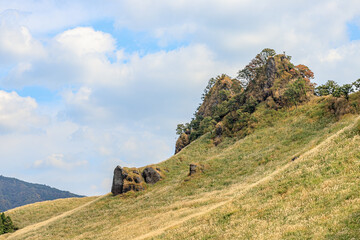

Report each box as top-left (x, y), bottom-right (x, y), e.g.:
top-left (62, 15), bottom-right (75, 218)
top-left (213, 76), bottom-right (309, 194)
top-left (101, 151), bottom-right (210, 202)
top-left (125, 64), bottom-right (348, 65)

top-left (3, 49), bottom-right (360, 239)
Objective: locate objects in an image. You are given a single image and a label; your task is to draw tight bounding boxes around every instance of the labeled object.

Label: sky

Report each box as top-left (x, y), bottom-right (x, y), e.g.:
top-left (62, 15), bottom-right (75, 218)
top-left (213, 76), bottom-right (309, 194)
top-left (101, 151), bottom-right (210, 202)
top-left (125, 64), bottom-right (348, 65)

top-left (0, 0), bottom-right (360, 196)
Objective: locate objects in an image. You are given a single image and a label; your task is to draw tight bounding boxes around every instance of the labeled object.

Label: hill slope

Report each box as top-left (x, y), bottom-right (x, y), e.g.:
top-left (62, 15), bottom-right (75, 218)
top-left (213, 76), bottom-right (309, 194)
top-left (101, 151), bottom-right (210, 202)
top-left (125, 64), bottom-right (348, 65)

top-left (3, 96), bottom-right (360, 239)
top-left (3, 49), bottom-right (360, 239)
top-left (0, 175), bottom-right (83, 212)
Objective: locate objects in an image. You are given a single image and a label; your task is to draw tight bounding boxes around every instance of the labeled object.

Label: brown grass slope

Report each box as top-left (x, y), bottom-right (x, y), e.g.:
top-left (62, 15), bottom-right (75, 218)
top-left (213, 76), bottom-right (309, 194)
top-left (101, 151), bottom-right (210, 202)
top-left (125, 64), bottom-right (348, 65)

top-left (3, 96), bottom-right (360, 239)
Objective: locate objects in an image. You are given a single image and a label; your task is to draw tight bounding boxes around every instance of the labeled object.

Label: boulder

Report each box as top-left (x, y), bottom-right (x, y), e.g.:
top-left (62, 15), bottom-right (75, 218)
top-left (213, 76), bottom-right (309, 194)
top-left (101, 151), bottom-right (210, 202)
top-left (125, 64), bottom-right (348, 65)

top-left (142, 167), bottom-right (161, 184)
top-left (188, 163), bottom-right (204, 176)
top-left (175, 133), bottom-right (190, 154)
top-left (189, 164), bottom-right (198, 176)
top-left (123, 183), bottom-right (144, 192)
top-left (134, 176), bottom-right (142, 183)
top-left (111, 166), bottom-right (128, 195)
top-left (111, 166), bottom-right (146, 195)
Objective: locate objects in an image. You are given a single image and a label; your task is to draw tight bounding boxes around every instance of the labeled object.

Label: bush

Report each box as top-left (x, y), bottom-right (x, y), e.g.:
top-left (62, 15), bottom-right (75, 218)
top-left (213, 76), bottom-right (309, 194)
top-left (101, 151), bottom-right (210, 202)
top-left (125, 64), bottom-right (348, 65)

top-left (0, 213), bottom-right (16, 234)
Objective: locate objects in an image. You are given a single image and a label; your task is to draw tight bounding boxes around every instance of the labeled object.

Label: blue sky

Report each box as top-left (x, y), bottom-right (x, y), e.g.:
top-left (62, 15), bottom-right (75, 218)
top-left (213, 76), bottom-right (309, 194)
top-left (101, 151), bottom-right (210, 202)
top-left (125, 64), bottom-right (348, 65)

top-left (0, 0), bottom-right (360, 196)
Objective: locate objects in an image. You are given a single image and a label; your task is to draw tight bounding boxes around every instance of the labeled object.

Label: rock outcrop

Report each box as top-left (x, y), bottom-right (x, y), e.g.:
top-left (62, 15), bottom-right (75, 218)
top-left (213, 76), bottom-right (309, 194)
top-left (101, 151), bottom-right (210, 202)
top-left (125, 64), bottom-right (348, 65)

top-left (188, 163), bottom-right (204, 176)
top-left (197, 75), bottom-right (241, 118)
top-left (189, 164), bottom-right (198, 176)
top-left (175, 133), bottom-right (190, 154)
top-left (122, 170), bottom-right (145, 193)
top-left (111, 166), bottom-right (128, 195)
top-left (142, 167), bottom-right (161, 184)
top-left (112, 165), bottom-right (164, 195)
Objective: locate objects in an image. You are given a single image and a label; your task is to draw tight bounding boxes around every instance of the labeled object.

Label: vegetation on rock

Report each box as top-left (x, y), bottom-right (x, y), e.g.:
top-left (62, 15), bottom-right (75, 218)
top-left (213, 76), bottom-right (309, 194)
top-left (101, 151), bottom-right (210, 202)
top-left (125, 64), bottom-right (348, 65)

top-left (111, 166), bottom-right (165, 196)
top-left (176, 48), bottom-right (316, 153)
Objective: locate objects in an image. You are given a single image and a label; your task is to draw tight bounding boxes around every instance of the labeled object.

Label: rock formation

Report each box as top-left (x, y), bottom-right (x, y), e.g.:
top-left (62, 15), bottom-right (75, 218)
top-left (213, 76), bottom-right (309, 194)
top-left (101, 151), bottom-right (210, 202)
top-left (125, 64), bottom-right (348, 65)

top-left (189, 164), bottom-right (197, 176)
top-left (112, 165), bottom-right (164, 195)
top-left (174, 49), bottom-right (316, 154)
top-left (111, 166), bottom-right (128, 195)
top-left (175, 133), bottom-right (190, 154)
top-left (142, 167), bottom-right (161, 184)
top-left (188, 163), bottom-right (204, 176)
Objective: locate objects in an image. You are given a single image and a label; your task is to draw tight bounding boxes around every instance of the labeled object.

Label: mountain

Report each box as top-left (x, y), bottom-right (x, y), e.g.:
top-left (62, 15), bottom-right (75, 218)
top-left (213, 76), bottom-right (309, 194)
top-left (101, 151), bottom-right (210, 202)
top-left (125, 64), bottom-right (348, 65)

top-left (0, 175), bottom-right (83, 212)
top-left (3, 49), bottom-right (360, 239)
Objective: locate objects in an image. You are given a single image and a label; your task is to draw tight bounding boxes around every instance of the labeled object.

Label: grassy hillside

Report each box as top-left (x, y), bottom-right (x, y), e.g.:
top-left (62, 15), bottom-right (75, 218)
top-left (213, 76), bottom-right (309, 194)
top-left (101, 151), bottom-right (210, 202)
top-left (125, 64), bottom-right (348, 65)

top-left (3, 94), bottom-right (360, 239)
top-left (0, 176), bottom-right (83, 212)
top-left (5, 196), bottom-right (97, 230)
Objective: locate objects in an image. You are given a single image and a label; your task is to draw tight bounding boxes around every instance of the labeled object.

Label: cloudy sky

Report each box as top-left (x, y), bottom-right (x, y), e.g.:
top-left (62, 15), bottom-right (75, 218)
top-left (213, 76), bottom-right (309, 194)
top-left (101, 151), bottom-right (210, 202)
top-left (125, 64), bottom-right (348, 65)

top-left (0, 0), bottom-right (360, 196)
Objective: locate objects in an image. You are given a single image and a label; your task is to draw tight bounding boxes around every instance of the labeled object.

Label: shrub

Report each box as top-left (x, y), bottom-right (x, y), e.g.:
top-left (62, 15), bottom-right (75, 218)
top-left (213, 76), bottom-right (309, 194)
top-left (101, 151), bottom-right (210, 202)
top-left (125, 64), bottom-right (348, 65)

top-left (0, 213), bottom-right (16, 234)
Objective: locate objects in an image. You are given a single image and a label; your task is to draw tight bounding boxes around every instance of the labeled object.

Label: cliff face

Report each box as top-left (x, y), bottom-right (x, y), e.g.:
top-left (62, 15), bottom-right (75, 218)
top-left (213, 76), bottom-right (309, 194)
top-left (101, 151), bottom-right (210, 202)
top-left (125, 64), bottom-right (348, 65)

top-left (175, 49), bottom-right (315, 153)
top-left (197, 75), bottom-right (242, 118)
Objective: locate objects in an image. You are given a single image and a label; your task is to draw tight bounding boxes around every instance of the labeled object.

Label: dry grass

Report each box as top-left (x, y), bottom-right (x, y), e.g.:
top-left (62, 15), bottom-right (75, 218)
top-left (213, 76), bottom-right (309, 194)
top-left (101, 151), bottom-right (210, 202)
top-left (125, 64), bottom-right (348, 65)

top-left (3, 98), bottom-right (360, 239)
top-left (5, 197), bottom-right (97, 229)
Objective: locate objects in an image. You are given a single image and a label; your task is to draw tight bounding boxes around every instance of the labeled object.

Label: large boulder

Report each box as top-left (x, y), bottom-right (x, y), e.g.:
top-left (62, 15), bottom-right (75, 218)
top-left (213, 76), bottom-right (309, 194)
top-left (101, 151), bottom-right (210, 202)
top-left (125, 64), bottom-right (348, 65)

top-left (111, 166), bottom-right (145, 195)
top-left (142, 167), bottom-right (161, 184)
top-left (175, 133), bottom-right (190, 154)
top-left (111, 166), bottom-right (128, 195)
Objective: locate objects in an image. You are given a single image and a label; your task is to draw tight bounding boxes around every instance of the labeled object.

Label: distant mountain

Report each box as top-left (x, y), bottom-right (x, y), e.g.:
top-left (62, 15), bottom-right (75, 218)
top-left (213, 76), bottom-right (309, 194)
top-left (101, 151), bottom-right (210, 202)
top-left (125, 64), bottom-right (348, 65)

top-left (0, 175), bottom-right (83, 212)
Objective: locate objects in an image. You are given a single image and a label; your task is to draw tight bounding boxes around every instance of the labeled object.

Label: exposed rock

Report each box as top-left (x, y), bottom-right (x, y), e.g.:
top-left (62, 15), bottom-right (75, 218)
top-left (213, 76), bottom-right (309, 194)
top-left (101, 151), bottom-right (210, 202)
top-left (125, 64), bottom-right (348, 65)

top-left (112, 166), bottom-right (146, 195)
top-left (111, 166), bottom-right (128, 196)
top-left (134, 176), bottom-right (142, 183)
top-left (197, 75), bottom-right (241, 118)
top-left (265, 57), bottom-right (276, 84)
top-left (175, 133), bottom-right (190, 154)
top-left (215, 122), bottom-right (223, 137)
top-left (291, 156), bottom-right (298, 161)
top-left (189, 164), bottom-right (198, 176)
top-left (142, 167), bottom-right (161, 184)
top-left (123, 183), bottom-right (144, 192)
top-left (188, 163), bottom-right (204, 176)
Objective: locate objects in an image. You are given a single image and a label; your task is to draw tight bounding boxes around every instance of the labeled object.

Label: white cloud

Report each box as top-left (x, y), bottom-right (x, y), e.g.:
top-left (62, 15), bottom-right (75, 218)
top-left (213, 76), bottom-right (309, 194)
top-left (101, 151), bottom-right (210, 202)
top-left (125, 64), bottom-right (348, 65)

top-left (34, 153), bottom-right (88, 170)
top-left (0, 14), bottom-right (45, 64)
top-left (0, 90), bottom-right (47, 133)
top-left (54, 27), bottom-right (115, 56)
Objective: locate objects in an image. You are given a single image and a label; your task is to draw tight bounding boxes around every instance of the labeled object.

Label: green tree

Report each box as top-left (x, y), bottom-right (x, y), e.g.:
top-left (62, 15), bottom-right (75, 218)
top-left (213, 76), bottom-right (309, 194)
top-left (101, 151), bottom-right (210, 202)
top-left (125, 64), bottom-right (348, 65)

top-left (0, 213), bottom-right (15, 234)
top-left (237, 48), bottom-right (276, 88)
top-left (0, 216), bottom-right (4, 234)
top-left (284, 78), bottom-right (308, 107)
top-left (199, 116), bottom-right (216, 134)
top-left (201, 77), bottom-right (216, 100)
top-left (176, 124), bottom-right (185, 135)
top-left (315, 80), bottom-right (339, 96)
top-left (339, 84), bottom-right (354, 100)
top-left (352, 78), bottom-right (360, 91)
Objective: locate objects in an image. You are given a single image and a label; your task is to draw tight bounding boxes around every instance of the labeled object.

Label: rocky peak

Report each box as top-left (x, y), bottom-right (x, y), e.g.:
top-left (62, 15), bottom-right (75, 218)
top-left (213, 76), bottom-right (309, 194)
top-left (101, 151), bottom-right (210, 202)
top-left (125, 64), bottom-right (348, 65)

top-left (197, 75), bottom-right (241, 118)
top-left (175, 49), bottom-right (315, 154)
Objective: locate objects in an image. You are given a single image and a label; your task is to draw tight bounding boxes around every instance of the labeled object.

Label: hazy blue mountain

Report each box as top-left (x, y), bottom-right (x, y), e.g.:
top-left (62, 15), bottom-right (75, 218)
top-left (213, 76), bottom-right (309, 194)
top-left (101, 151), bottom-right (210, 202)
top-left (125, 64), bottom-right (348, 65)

top-left (0, 175), bottom-right (83, 212)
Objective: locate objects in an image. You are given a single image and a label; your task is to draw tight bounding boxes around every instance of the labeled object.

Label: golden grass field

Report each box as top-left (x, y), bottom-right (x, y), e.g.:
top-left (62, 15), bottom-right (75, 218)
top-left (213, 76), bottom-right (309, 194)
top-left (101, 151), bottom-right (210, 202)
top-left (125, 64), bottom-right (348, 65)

top-left (3, 96), bottom-right (360, 239)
